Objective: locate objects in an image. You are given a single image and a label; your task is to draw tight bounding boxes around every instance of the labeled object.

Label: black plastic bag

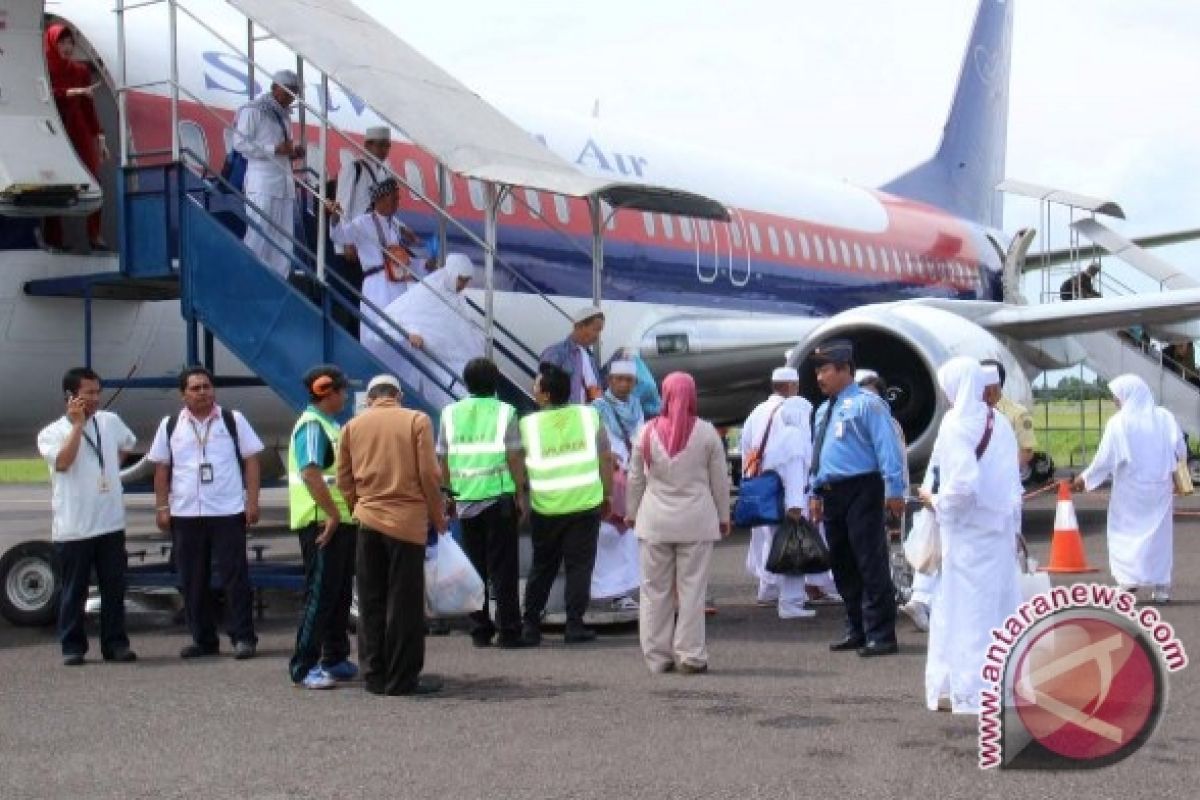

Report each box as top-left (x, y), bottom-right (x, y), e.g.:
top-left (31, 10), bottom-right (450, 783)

top-left (765, 516), bottom-right (831, 575)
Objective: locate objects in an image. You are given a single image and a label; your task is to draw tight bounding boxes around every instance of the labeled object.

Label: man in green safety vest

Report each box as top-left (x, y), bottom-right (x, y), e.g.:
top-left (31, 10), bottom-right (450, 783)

top-left (436, 357), bottom-right (530, 648)
top-left (286, 365), bottom-right (358, 690)
top-left (519, 362), bottom-right (612, 646)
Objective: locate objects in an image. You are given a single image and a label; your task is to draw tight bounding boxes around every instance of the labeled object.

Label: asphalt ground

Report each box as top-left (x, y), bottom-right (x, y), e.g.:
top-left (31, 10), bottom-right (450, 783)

top-left (1, 485), bottom-right (1197, 799)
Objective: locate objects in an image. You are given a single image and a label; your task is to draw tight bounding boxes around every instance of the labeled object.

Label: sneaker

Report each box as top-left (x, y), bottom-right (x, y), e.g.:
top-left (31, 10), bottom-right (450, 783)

top-left (678, 661), bottom-right (708, 675)
top-left (62, 653), bottom-right (85, 667)
top-left (300, 666), bottom-right (337, 690)
top-left (323, 660), bottom-right (359, 681)
top-left (233, 641), bottom-right (257, 660)
top-left (900, 599), bottom-right (930, 632)
top-left (610, 596), bottom-right (640, 612)
top-left (778, 604), bottom-right (817, 620)
top-left (1151, 586), bottom-right (1171, 604)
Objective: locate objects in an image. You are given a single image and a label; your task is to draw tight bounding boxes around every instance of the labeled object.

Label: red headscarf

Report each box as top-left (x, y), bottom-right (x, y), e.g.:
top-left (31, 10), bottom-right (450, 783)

top-left (44, 24), bottom-right (91, 91)
top-left (643, 372), bottom-right (697, 466)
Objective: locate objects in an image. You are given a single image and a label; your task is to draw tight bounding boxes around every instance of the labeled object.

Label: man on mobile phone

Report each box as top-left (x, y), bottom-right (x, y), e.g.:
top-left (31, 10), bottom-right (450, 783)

top-left (37, 367), bottom-right (138, 666)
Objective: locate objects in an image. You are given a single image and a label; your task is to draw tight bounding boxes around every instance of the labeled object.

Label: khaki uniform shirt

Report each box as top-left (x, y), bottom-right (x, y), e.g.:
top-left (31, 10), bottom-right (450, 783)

top-left (997, 395), bottom-right (1037, 452)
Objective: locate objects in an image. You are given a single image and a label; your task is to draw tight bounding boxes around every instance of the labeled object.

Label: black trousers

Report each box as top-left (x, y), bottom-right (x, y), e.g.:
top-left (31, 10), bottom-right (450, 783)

top-left (524, 508), bottom-right (600, 627)
top-left (822, 473), bottom-right (897, 645)
top-left (356, 525), bottom-right (425, 695)
top-left (459, 496), bottom-right (521, 641)
top-left (55, 530), bottom-right (129, 658)
top-left (288, 522), bottom-right (357, 682)
top-left (172, 514), bottom-right (256, 648)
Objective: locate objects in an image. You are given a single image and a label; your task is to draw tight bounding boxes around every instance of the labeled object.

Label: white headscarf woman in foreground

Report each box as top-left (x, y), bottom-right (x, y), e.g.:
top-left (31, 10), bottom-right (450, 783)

top-left (920, 357), bottom-right (1022, 714)
top-left (1073, 374), bottom-right (1183, 602)
top-left (376, 253), bottom-right (485, 409)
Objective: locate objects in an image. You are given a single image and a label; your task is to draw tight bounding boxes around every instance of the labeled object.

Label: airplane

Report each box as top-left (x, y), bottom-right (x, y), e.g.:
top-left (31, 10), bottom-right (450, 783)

top-left (3, 0), bottom-right (1200, 475)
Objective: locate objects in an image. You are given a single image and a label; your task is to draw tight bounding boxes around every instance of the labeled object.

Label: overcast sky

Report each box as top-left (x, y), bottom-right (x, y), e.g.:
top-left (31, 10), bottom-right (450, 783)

top-left (359, 0), bottom-right (1200, 296)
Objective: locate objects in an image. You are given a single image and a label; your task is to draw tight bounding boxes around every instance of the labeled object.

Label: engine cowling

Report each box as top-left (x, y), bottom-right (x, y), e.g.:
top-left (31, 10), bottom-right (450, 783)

top-left (787, 302), bottom-right (1030, 472)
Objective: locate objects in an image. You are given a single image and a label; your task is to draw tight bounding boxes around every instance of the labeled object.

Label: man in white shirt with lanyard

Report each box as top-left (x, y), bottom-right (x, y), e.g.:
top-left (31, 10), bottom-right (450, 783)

top-left (148, 366), bottom-right (265, 660)
top-left (232, 69), bottom-right (306, 278)
top-left (37, 367), bottom-right (138, 666)
top-left (327, 177), bottom-right (424, 346)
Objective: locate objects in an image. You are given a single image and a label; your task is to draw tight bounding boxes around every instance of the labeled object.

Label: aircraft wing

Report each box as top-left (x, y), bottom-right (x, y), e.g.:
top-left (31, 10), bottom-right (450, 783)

top-left (908, 291), bottom-right (1200, 340)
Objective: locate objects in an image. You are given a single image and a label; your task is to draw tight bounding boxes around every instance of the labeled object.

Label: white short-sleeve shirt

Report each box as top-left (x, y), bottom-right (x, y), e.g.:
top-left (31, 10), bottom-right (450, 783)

top-left (37, 411), bottom-right (137, 542)
top-left (147, 406), bottom-right (265, 518)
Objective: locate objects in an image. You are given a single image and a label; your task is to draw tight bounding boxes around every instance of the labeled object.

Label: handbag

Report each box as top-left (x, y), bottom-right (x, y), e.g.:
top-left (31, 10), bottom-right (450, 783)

top-left (733, 406), bottom-right (785, 528)
top-left (1173, 459), bottom-right (1194, 496)
top-left (766, 516), bottom-right (831, 575)
top-left (904, 508), bottom-right (941, 575)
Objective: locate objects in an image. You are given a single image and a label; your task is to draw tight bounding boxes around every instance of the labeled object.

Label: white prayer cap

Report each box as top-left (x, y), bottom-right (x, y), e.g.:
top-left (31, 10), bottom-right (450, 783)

top-left (571, 305), bottom-right (605, 325)
top-left (608, 360), bottom-right (637, 377)
top-left (445, 253), bottom-right (475, 280)
top-left (366, 374), bottom-right (401, 393)
top-left (771, 367), bottom-right (799, 383)
top-left (854, 369), bottom-right (878, 384)
top-left (981, 364), bottom-right (1001, 387)
top-left (272, 69), bottom-right (300, 89)
top-left (365, 125), bottom-right (391, 142)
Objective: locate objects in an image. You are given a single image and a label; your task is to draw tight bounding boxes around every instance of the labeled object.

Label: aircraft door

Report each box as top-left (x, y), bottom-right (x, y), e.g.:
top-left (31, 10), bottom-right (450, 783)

top-left (692, 218), bottom-right (718, 283)
top-left (0, 2), bottom-right (102, 217)
top-left (728, 209), bottom-right (751, 287)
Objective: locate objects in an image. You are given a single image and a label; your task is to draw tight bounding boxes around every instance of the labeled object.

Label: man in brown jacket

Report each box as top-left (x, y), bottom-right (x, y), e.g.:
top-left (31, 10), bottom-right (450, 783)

top-left (337, 374), bottom-right (447, 696)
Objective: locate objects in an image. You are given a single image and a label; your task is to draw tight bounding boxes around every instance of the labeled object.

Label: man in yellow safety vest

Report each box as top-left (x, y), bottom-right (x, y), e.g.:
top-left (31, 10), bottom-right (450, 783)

top-left (436, 358), bottom-right (530, 648)
top-left (286, 365), bottom-right (358, 690)
top-left (519, 362), bottom-right (612, 645)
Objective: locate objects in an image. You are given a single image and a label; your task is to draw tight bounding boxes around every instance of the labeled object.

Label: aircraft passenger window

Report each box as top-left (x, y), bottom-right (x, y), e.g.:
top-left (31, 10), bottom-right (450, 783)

top-left (783, 230), bottom-right (795, 258)
top-left (905, 252), bottom-right (914, 274)
top-left (853, 243), bottom-right (864, 270)
top-left (554, 194), bottom-right (571, 224)
top-left (440, 176), bottom-right (456, 207)
top-left (839, 240), bottom-right (851, 266)
top-left (824, 237), bottom-right (836, 263)
top-left (799, 232), bottom-right (811, 260)
top-left (767, 226), bottom-right (779, 256)
top-left (643, 212), bottom-right (656, 237)
top-left (524, 188), bottom-right (542, 217)
top-left (468, 179), bottom-right (486, 211)
top-left (748, 223), bottom-right (762, 252)
top-left (603, 200), bottom-right (617, 230)
top-left (680, 218), bottom-right (693, 242)
top-left (891, 249), bottom-right (902, 274)
top-left (661, 214), bottom-right (675, 239)
top-left (178, 120), bottom-right (209, 170)
top-left (500, 189), bottom-right (515, 215)
top-left (404, 160), bottom-right (425, 201)
top-left (699, 220), bottom-right (711, 244)
top-left (867, 246), bottom-right (877, 271)
top-left (731, 224), bottom-right (743, 248)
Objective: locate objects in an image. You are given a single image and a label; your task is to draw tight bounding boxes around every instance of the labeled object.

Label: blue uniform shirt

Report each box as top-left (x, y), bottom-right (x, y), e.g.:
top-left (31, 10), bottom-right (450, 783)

top-left (810, 382), bottom-right (906, 498)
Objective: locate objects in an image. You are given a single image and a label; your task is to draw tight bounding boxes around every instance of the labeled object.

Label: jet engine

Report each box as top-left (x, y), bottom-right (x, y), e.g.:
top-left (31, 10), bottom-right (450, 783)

top-left (787, 302), bottom-right (1030, 473)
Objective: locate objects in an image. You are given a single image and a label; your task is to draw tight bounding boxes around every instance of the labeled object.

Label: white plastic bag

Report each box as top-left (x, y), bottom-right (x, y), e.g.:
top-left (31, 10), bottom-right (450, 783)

top-left (1017, 536), bottom-right (1052, 601)
top-left (425, 536), bottom-right (485, 616)
top-left (904, 508), bottom-right (942, 575)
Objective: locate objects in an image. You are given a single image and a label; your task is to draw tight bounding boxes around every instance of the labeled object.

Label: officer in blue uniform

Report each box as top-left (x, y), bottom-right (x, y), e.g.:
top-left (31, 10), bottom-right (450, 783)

top-left (806, 339), bottom-right (906, 657)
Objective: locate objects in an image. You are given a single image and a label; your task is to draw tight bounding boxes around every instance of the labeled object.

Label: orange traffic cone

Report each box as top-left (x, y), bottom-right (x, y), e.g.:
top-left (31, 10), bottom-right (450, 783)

top-left (1041, 479), bottom-right (1098, 574)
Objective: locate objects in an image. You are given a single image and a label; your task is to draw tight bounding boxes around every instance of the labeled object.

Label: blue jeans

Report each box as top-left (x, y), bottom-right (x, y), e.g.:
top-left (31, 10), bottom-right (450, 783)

top-left (56, 530), bottom-right (130, 658)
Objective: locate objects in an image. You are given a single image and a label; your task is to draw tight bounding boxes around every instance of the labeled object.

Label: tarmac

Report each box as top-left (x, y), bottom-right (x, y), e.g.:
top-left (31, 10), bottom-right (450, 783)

top-left (1, 483), bottom-right (1197, 799)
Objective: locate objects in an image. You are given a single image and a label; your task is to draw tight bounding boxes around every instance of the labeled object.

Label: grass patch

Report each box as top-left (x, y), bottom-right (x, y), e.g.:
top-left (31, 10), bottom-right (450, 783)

top-left (0, 458), bottom-right (49, 485)
top-left (1031, 399), bottom-right (1116, 470)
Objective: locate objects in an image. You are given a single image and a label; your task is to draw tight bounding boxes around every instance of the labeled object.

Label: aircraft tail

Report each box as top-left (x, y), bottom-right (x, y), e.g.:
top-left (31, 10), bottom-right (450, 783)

top-left (881, 0), bottom-right (1013, 229)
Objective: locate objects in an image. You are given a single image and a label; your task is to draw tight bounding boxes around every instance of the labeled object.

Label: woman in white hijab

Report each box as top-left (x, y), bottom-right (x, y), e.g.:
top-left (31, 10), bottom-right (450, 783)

top-left (374, 253), bottom-right (485, 408)
top-left (744, 395), bottom-right (821, 619)
top-left (1073, 374), bottom-right (1184, 603)
top-left (920, 357), bottom-right (1022, 714)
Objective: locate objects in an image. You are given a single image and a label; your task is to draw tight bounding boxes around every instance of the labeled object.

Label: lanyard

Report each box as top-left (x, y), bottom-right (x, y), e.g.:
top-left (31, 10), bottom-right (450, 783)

top-left (80, 417), bottom-right (104, 470)
top-left (370, 212), bottom-right (395, 252)
top-left (187, 414), bottom-right (216, 459)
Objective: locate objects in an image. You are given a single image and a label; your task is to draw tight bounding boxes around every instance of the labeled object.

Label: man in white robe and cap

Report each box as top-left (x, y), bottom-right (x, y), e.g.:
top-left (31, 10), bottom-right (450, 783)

top-left (920, 357), bottom-right (1023, 714)
top-left (378, 253), bottom-right (484, 409)
top-left (742, 367), bottom-right (840, 611)
top-left (589, 359), bottom-right (644, 609)
top-left (233, 69), bottom-right (306, 278)
top-left (1073, 375), bottom-right (1184, 603)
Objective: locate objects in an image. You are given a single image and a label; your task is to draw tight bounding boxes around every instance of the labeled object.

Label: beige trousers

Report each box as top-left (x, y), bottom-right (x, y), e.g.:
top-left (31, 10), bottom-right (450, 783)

top-left (638, 539), bottom-right (713, 671)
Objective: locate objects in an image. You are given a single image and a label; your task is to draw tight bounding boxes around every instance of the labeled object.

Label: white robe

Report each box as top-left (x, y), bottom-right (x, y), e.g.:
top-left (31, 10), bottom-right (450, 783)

top-left (233, 98), bottom-right (296, 278)
top-left (1081, 376), bottom-right (1183, 588)
top-left (331, 211), bottom-right (425, 347)
top-left (924, 358), bottom-right (1022, 714)
top-left (592, 395), bottom-right (642, 599)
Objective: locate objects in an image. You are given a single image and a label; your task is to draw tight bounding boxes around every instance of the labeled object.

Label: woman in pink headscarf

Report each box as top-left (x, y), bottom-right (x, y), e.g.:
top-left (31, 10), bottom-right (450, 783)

top-left (626, 372), bottom-right (730, 674)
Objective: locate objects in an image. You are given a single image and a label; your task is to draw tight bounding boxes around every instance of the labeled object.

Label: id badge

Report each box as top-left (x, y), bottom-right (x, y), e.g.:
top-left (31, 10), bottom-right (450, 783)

top-left (199, 462), bottom-right (215, 484)
top-left (834, 421), bottom-right (845, 439)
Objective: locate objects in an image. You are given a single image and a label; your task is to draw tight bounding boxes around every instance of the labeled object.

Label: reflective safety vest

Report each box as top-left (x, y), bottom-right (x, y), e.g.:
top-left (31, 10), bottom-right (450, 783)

top-left (519, 405), bottom-right (603, 516)
top-left (288, 408), bottom-right (352, 529)
top-left (444, 397), bottom-right (516, 501)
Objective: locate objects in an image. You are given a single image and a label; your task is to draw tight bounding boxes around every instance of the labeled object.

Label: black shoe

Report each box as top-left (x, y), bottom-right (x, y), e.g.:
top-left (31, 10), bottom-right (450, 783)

top-left (857, 641), bottom-right (900, 658)
top-left (399, 675), bottom-right (444, 696)
top-left (520, 622), bottom-right (542, 647)
top-left (564, 626), bottom-right (597, 644)
top-left (829, 635), bottom-right (866, 652)
top-left (62, 653), bottom-right (85, 667)
top-left (233, 641), bottom-right (257, 660)
top-left (471, 632), bottom-right (495, 648)
top-left (103, 647), bottom-right (138, 663)
top-left (180, 643), bottom-right (219, 659)
top-left (426, 619), bottom-right (451, 636)
top-left (496, 634), bottom-right (532, 649)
